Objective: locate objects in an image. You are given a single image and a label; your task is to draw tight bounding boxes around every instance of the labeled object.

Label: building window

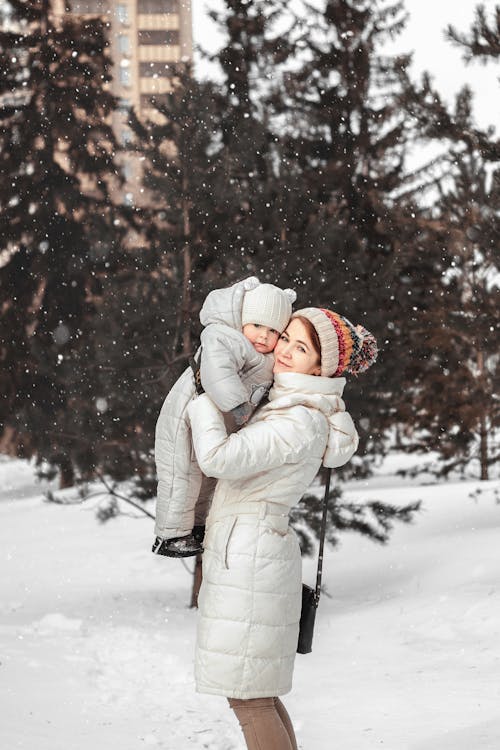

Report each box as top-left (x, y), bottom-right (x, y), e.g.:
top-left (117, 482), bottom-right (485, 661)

top-left (138, 30), bottom-right (179, 45)
top-left (117, 34), bottom-right (130, 55)
top-left (137, 0), bottom-right (178, 12)
top-left (118, 98), bottom-right (131, 113)
top-left (121, 129), bottom-right (133, 146)
top-left (140, 93), bottom-right (168, 110)
top-left (72, 1), bottom-right (108, 12)
top-left (116, 4), bottom-right (129, 24)
top-left (122, 162), bottom-right (134, 181)
top-left (119, 65), bottom-right (131, 87)
top-left (139, 62), bottom-right (179, 77)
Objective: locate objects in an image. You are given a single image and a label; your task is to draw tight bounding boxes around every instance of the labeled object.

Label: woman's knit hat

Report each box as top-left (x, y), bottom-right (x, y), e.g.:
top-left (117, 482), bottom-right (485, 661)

top-left (242, 284), bottom-right (296, 333)
top-left (292, 307), bottom-right (378, 377)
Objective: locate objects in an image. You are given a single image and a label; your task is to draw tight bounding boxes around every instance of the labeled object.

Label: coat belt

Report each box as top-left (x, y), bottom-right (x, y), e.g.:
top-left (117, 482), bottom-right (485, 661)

top-left (209, 500), bottom-right (289, 524)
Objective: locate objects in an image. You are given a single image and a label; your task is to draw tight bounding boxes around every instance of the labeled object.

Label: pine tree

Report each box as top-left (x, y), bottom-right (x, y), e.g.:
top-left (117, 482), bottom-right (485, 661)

top-left (273, 0), bottom-right (426, 467)
top-left (92, 68), bottom-right (226, 501)
top-left (129, 67), bottom-right (229, 354)
top-left (400, 96), bottom-right (499, 479)
top-left (0, 0), bottom-right (131, 485)
top-left (400, 2), bottom-right (499, 164)
top-left (195, 0), bottom-right (423, 549)
top-left (396, 6), bottom-right (499, 478)
top-left (204, 0), bottom-right (296, 281)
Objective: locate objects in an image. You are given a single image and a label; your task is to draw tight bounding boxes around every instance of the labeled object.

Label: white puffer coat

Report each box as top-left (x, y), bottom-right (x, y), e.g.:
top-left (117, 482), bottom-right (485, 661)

top-left (187, 371), bottom-right (359, 699)
top-left (154, 278), bottom-right (274, 539)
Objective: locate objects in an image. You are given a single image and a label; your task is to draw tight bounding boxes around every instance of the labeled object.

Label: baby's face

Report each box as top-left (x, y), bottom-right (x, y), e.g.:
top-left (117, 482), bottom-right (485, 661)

top-left (242, 324), bottom-right (280, 354)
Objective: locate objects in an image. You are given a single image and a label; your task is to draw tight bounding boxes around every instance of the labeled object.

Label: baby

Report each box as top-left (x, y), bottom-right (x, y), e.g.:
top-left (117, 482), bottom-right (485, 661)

top-left (153, 277), bottom-right (296, 557)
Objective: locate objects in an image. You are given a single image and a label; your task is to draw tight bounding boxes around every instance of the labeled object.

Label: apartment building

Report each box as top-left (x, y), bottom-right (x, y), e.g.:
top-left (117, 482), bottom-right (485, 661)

top-left (1, 0), bottom-right (192, 206)
top-left (67, 1), bottom-right (192, 121)
top-left (64, 0), bottom-right (193, 206)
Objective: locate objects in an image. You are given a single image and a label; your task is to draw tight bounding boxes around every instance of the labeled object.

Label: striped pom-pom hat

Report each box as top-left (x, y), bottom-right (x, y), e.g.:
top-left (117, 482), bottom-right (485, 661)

top-left (292, 308), bottom-right (378, 377)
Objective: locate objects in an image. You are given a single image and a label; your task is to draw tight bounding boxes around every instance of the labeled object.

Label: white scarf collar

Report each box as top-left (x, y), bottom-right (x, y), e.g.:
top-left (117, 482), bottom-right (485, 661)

top-left (267, 372), bottom-right (347, 416)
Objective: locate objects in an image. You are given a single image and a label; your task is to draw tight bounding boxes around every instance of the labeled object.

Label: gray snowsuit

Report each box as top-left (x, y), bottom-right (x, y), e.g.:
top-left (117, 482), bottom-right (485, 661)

top-left (154, 278), bottom-right (275, 539)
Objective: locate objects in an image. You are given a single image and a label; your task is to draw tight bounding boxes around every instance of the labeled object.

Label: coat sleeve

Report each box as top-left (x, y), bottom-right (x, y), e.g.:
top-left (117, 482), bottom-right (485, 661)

top-left (198, 325), bottom-right (252, 412)
top-left (323, 411), bottom-right (359, 468)
top-left (187, 393), bottom-right (325, 480)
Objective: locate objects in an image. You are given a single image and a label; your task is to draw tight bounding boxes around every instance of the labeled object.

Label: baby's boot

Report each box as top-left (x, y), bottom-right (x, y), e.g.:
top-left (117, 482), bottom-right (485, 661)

top-left (152, 534), bottom-right (202, 558)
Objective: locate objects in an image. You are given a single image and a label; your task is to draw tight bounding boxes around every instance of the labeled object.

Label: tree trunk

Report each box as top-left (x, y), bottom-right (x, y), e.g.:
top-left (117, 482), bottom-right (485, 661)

top-left (59, 456), bottom-right (75, 489)
top-left (479, 413), bottom-right (488, 481)
top-left (181, 173), bottom-right (192, 357)
top-left (190, 553), bottom-right (203, 608)
top-left (477, 349), bottom-right (489, 481)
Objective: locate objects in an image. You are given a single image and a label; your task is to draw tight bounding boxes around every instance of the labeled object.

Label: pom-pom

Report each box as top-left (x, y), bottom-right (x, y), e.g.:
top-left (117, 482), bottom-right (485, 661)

top-left (348, 325), bottom-right (378, 375)
top-left (284, 288), bottom-right (297, 304)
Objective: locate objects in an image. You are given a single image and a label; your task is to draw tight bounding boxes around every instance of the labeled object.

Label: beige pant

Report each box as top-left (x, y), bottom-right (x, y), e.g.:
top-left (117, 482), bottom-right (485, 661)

top-left (228, 697), bottom-right (298, 750)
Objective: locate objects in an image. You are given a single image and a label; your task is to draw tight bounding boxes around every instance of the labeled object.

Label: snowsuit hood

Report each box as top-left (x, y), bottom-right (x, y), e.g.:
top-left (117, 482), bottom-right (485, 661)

top-left (199, 276), bottom-right (260, 331)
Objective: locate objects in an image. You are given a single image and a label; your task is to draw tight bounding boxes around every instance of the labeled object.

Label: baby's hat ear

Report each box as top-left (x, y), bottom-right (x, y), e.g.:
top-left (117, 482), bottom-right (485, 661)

top-left (283, 288), bottom-right (297, 304)
top-left (242, 276), bottom-right (260, 291)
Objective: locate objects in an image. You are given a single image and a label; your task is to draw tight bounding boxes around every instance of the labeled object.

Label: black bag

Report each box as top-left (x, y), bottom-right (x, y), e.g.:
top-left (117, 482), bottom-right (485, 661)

top-left (297, 584), bottom-right (318, 654)
top-left (297, 468), bottom-right (331, 655)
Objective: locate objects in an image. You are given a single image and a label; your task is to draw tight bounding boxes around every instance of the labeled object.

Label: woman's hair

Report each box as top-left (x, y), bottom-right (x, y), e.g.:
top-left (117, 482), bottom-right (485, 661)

top-left (293, 315), bottom-right (321, 363)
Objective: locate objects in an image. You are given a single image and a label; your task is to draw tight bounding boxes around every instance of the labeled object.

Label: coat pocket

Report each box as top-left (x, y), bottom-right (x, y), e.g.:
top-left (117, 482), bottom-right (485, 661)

top-left (222, 517), bottom-right (238, 570)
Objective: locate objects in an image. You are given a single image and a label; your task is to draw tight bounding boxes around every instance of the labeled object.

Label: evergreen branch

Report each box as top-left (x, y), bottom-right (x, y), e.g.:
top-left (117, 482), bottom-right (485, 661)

top-left (94, 469), bottom-right (155, 520)
top-left (446, 6), bottom-right (500, 63)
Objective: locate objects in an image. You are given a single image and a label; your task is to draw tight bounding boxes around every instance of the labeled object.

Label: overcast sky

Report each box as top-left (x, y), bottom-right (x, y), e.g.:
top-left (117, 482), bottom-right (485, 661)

top-left (191, 0), bottom-right (499, 131)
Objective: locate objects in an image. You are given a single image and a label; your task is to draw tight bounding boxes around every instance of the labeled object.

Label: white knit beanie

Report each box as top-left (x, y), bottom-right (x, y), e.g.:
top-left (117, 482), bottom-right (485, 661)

top-left (241, 284), bottom-right (296, 333)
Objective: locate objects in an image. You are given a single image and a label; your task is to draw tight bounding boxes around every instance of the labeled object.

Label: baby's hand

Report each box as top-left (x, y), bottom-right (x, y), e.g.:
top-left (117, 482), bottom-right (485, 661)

top-left (229, 402), bottom-right (253, 427)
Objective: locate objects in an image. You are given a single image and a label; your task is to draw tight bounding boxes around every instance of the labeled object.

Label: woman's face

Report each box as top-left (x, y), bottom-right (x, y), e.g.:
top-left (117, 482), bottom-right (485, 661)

top-left (273, 318), bottom-right (321, 376)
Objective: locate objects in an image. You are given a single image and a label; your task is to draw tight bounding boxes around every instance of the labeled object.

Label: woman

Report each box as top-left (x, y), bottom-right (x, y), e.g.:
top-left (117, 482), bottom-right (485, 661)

top-left (186, 307), bottom-right (377, 750)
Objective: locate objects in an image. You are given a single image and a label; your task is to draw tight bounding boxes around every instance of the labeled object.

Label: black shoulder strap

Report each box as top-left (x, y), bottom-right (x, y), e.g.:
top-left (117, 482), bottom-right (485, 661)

top-left (314, 467), bottom-right (332, 605)
top-left (189, 346), bottom-right (204, 395)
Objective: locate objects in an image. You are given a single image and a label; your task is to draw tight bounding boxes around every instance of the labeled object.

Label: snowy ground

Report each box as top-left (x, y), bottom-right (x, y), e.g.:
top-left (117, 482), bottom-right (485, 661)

top-left (1, 455), bottom-right (499, 750)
